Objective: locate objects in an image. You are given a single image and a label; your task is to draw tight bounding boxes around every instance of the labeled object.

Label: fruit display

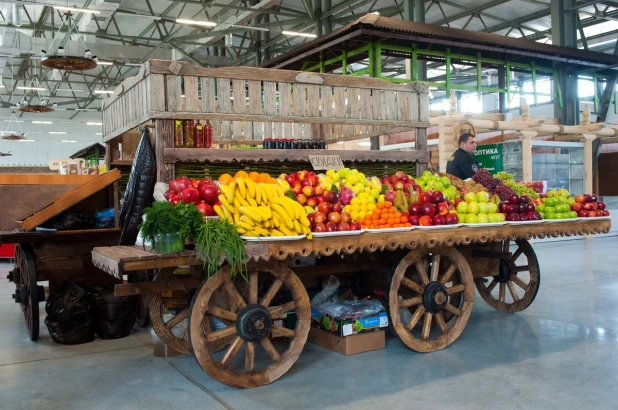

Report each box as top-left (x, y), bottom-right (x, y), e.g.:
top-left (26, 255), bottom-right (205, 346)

top-left (308, 201), bottom-right (361, 233)
top-left (358, 201), bottom-right (413, 229)
top-left (407, 191), bottom-right (459, 226)
top-left (571, 194), bottom-right (609, 218)
top-left (535, 188), bottom-right (576, 220)
top-left (439, 172), bottom-right (487, 194)
top-left (498, 195), bottom-right (542, 222)
top-left (472, 169), bottom-right (517, 202)
top-left (456, 191), bottom-right (504, 224)
top-left (494, 171), bottom-right (539, 199)
top-left (165, 176), bottom-right (220, 217)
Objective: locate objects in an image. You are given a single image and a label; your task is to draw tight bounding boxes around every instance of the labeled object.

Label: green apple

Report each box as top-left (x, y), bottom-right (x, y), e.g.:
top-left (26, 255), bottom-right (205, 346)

top-left (439, 176), bottom-right (451, 188)
top-left (544, 206), bottom-right (555, 214)
top-left (568, 211), bottom-right (578, 219)
top-left (536, 204), bottom-right (546, 212)
top-left (420, 175), bottom-right (431, 183)
top-left (337, 167), bottom-right (350, 178)
top-left (330, 172), bottom-right (341, 183)
top-left (357, 173), bottom-right (367, 185)
top-left (417, 180), bottom-right (426, 187)
top-left (433, 182), bottom-right (444, 190)
top-left (478, 203), bottom-right (489, 214)
top-left (555, 212), bottom-right (564, 219)
top-left (566, 197), bottom-right (575, 205)
top-left (431, 175), bottom-right (439, 182)
top-left (458, 213), bottom-right (466, 224)
top-left (559, 188), bottom-right (570, 198)
top-left (465, 214), bottom-right (479, 224)
top-left (547, 188), bottom-right (557, 198)
top-left (539, 212), bottom-right (545, 219)
top-left (488, 203), bottom-right (498, 214)
top-left (476, 191), bottom-right (490, 203)
top-left (545, 213), bottom-right (555, 220)
top-left (477, 213), bottom-right (489, 224)
top-left (496, 213), bottom-right (506, 222)
top-left (467, 201), bottom-right (480, 215)
top-left (456, 202), bottom-right (468, 214)
top-left (464, 192), bottom-right (477, 203)
top-left (422, 170), bottom-right (432, 177)
top-left (422, 185), bottom-right (431, 192)
top-left (488, 213), bottom-right (499, 223)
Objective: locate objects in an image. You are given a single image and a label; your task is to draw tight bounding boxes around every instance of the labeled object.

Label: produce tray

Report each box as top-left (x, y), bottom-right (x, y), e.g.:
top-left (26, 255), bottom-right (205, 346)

top-left (363, 227), bottom-right (414, 234)
top-left (415, 224), bottom-right (461, 230)
top-left (506, 220), bottom-right (544, 225)
top-left (312, 230), bottom-right (363, 238)
top-left (544, 218), bottom-right (575, 223)
top-left (240, 234), bottom-right (306, 242)
top-left (461, 222), bottom-right (506, 228)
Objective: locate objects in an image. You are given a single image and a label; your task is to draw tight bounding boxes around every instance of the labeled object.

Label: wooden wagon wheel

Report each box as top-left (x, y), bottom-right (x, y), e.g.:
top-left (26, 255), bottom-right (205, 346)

top-left (189, 261), bottom-right (310, 388)
top-left (12, 244), bottom-right (44, 341)
top-left (130, 270), bottom-right (151, 327)
top-left (389, 247), bottom-right (474, 353)
top-left (475, 239), bottom-right (540, 313)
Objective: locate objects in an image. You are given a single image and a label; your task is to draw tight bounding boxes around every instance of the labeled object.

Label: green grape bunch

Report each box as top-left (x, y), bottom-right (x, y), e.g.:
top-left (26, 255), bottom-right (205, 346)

top-left (494, 171), bottom-right (539, 199)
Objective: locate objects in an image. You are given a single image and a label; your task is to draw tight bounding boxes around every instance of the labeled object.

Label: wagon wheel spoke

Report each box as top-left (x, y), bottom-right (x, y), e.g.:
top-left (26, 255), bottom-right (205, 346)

top-left (224, 280), bottom-right (247, 310)
top-left (399, 297), bottom-right (422, 309)
top-left (507, 281), bottom-right (520, 301)
top-left (207, 306), bottom-right (238, 322)
top-left (260, 279), bottom-right (283, 307)
top-left (440, 264), bottom-right (457, 284)
top-left (422, 313), bottom-right (433, 339)
top-left (447, 284), bottom-right (465, 295)
top-left (499, 283), bottom-right (506, 302)
top-left (248, 271), bottom-right (258, 304)
top-left (269, 301), bottom-right (296, 319)
top-left (510, 274), bottom-right (529, 291)
top-left (415, 261), bottom-right (430, 285)
top-left (259, 337), bottom-right (282, 362)
top-left (444, 303), bottom-right (461, 316)
top-left (271, 325), bottom-right (295, 339)
top-left (486, 278), bottom-right (499, 293)
top-left (166, 308), bottom-right (188, 329)
top-left (245, 342), bottom-right (255, 372)
top-left (435, 312), bottom-right (448, 334)
top-left (510, 247), bottom-right (524, 263)
top-left (221, 337), bottom-right (245, 369)
top-left (405, 306), bottom-right (425, 331)
top-left (402, 277), bottom-right (424, 294)
top-left (430, 255), bottom-right (441, 282)
top-left (511, 265), bottom-right (530, 273)
top-left (206, 325), bottom-right (237, 343)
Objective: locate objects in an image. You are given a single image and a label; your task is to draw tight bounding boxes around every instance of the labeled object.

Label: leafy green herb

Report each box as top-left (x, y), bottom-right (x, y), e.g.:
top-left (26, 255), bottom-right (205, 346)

top-left (139, 201), bottom-right (203, 250)
top-left (174, 202), bottom-right (206, 240)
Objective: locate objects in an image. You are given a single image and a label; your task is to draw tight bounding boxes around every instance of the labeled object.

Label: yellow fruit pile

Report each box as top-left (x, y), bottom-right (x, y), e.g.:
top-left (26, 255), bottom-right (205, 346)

top-left (213, 177), bottom-right (312, 239)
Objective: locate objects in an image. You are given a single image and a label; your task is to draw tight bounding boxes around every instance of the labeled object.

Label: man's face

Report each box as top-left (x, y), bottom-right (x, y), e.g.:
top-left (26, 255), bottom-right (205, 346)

top-left (460, 136), bottom-right (477, 154)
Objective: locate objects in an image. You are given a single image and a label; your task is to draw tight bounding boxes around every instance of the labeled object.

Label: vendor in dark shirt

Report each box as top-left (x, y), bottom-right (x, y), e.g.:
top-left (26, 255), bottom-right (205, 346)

top-left (446, 133), bottom-right (480, 180)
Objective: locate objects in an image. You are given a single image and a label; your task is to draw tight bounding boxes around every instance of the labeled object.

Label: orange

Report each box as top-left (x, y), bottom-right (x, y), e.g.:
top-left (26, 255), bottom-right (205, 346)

top-left (218, 173), bottom-right (233, 185)
top-left (235, 170), bottom-right (249, 179)
top-left (376, 203), bottom-right (384, 210)
top-left (258, 173), bottom-right (271, 183)
top-left (249, 171), bottom-right (260, 181)
top-left (384, 202), bottom-right (392, 208)
top-left (400, 216), bottom-right (408, 223)
top-left (269, 177), bottom-right (278, 184)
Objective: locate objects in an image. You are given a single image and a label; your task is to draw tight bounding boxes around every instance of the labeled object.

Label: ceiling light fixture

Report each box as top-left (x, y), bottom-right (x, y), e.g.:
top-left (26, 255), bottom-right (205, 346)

top-left (49, 131), bottom-right (66, 134)
top-left (62, 140), bottom-right (77, 143)
top-left (56, 88), bottom-right (85, 92)
top-left (53, 6), bottom-right (100, 14)
top-left (282, 30), bottom-right (317, 38)
top-left (115, 11), bottom-right (161, 21)
top-left (231, 25), bottom-right (269, 32)
top-left (17, 86), bottom-right (46, 91)
top-left (176, 18), bottom-right (217, 27)
top-left (94, 90), bottom-right (114, 94)
top-left (18, 139), bottom-right (35, 142)
top-left (87, 122), bottom-right (103, 125)
top-left (97, 61), bottom-right (114, 65)
top-left (32, 121), bottom-right (53, 124)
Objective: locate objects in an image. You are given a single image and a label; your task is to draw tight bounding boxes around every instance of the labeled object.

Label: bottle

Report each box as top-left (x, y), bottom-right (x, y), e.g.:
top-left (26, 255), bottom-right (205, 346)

top-left (174, 120), bottom-right (183, 148)
top-left (194, 120), bottom-right (204, 148)
top-left (183, 120), bottom-right (194, 148)
top-left (205, 120), bottom-right (213, 148)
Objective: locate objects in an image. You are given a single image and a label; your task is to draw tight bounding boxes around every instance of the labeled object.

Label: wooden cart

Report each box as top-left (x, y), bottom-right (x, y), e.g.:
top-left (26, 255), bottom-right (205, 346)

top-left (1, 171), bottom-right (125, 341)
top-left (94, 60), bottom-right (611, 388)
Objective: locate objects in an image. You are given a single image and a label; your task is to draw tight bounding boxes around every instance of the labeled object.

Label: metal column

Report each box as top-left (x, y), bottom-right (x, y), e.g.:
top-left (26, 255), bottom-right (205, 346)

top-left (404, 0), bottom-right (426, 81)
top-left (551, 0), bottom-right (578, 125)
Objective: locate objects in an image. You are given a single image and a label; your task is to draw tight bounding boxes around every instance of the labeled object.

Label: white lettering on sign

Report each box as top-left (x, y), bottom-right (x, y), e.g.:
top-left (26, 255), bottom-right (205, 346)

top-left (474, 148), bottom-right (499, 156)
top-left (308, 155), bottom-right (344, 171)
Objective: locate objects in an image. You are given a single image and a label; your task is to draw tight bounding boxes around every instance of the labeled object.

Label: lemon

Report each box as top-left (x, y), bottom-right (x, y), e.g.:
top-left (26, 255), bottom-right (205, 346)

top-left (351, 212), bottom-right (360, 221)
top-left (378, 195), bottom-right (385, 203)
top-left (344, 205), bottom-right (352, 213)
top-left (360, 204), bottom-right (368, 212)
top-left (368, 203), bottom-right (376, 211)
top-left (350, 197), bottom-right (360, 206)
top-left (367, 196), bottom-right (376, 204)
top-left (326, 169), bottom-right (335, 177)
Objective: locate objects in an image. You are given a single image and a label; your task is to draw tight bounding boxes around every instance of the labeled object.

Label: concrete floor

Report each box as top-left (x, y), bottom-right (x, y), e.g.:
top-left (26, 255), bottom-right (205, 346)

top-left (1, 237), bottom-right (617, 410)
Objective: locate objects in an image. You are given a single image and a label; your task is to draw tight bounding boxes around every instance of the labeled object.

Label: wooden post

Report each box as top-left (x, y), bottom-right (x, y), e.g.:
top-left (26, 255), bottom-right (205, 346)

top-left (521, 135), bottom-right (533, 182)
top-left (449, 90), bottom-right (457, 115)
top-left (154, 119), bottom-right (175, 183)
top-left (583, 133), bottom-right (595, 194)
top-left (416, 128), bottom-right (428, 175)
top-left (438, 117), bottom-right (456, 172)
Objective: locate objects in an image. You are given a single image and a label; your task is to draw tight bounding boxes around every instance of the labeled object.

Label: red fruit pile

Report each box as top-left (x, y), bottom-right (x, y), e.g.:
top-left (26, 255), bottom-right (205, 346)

top-left (308, 202), bottom-right (360, 233)
top-left (285, 170), bottom-right (328, 207)
top-left (498, 195), bottom-right (541, 222)
top-left (572, 194), bottom-right (610, 218)
top-left (407, 191), bottom-right (458, 226)
top-left (165, 176), bottom-right (220, 217)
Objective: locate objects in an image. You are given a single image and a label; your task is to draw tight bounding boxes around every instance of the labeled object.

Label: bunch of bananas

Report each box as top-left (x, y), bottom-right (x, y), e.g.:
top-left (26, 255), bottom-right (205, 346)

top-left (213, 177), bottom-right (312, 239)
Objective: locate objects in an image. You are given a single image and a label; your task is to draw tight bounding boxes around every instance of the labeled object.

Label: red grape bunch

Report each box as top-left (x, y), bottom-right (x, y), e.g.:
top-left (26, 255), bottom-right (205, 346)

top-left (472, 169), bottom-right (516, 201)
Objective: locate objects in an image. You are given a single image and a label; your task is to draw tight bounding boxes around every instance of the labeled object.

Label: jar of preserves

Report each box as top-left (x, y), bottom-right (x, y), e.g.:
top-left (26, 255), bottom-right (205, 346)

top-left (174, 120), bottom-right (183, 148)
top-left (183, 120), bottom-right (194, 148)
top-left (205, 120), bottom-right (213, 148)
top-left (194, 120), bottom-right (204, 148)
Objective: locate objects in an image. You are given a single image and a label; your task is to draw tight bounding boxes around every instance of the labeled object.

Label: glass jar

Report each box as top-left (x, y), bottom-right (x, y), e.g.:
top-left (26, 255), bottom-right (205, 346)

top-left (284, 139), bottom-right (292, 149)
top-left (182, 120), bottom-right (194, 148)
top-left (290, 139), bottom-right (297, 149)
top-left (194, 120), bottom-right (204, 148)
top-left (277, 139), bottom-right (285, 149)
top-left (205, 120), bottom-right (213, 148)
top-left (174, 120), bottom-right (183, 148)
top-left (154, 232), bottom-right (184, 254)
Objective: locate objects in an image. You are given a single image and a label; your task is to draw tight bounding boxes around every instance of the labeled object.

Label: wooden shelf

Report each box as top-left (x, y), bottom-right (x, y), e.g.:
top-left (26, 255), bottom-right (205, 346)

top-left (163, 148), bottom-right (430, 164)
top-left (111, 160), bottom-right (134, 166)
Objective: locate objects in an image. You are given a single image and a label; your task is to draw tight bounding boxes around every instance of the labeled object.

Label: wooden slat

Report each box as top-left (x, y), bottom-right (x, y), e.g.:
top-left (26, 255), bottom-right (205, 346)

top-left (166, 75), bottom-right (182, 112)
top-left (419, 91), bottom-right (429, 122)
top-left (334, 86), bottom-right (345, 140)
top-left (384, 90), bottom-right (398, 121)
top-left (232, 79), bottom-right (246, 140)
top-left (248, 80), bottom-right (262, 140)
top-left (184, 76), bottom-right (200, 112)
top-left (0, 174), bottom-right (96, 185)
top-left (306, 84), bottom-right (321, 140)
top-left (114, 277), bottom-right (200, 297)
top-left (397, 91), bottom-right (410, 121)
top-left (321, 86), bottom-right (333, 141)
top-left (293, 83), bottom-right (305, 139)
top-left (217, 78), bottom-right (232, 139)
top-left (360, 88), bottom-right (372, 133)
top-left (279, 82), bottom-right (292, 138)
top-left (263, 81), bottom-right (276, 140)
top-left (409, 93), bottom-right (420, 122)
top-left (201, 77), bottom-right (216, 112)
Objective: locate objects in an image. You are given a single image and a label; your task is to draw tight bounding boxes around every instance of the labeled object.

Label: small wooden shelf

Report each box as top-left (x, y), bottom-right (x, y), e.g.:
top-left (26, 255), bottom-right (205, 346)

top-left (163, 148), bottom-right (430, 164)
top-left (111, 160), bottom-right (134, 166)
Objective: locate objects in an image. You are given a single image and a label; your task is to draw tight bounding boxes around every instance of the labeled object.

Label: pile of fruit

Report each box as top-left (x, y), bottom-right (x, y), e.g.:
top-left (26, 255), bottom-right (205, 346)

top-left (494, 171), bottom-right (539, 199)
top-left (358, 202), bottom-right (412, 229)
top-left (164, 176), bottom-right (220, 216)
top-left (571, 194), bottom-right (609, 218)
top-left (308, 201), bottom-right (360, 233)
top-left (407, 191), bottom-right (459, 226)
top-left (455, 191), bottom-right (504, 224)
top-left (472, 169), bottom-right (517, 202)
top-left (498, 195), bottom-right (542, 222)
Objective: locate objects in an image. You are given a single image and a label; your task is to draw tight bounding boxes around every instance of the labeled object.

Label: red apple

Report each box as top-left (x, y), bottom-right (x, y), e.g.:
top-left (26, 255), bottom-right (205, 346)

top-left (302, 185), bottom-right (314, 197)
top-left (312, 223), bottom-right (326, 232)
top-left (332, 203), bottom-right (344, 213)
top-left (509, 195), bottom-right (520, 205)
top-left (588, 211), bottom-right (597, 217)
top-left (590, 194), bottom-right (598, 202)
top-left (571, 203), bottom-right (584, 212)
top-left (164, 189), bottom-right (174, 201)
top-left (296, 170), bottom-right (308, 180)
top-left (419, 192), bottom-right (433, 205)
top-left (395, 171), bottom-right (406, 179)
top-left (526, 211), bottom-right (536, 220)
top-left (419, 215), bottom-right (433, 226)
top-left (308, 175), bottom-right (320, 187)
top-left (314, 185), bottom-right (325, 196)
top-left (198, 183), bottom-right (221, 204)
top-left (420, 203), bottom-right (436, 217)
top-left (314, 212), bottom-right (327, 224)
top-left (325, 191), bottom-right (339, 204)
top-left (507, 204), bottom-right (518, 214)
top-left (390, 175), bottom-right (400, 185)
top-left (316, 194), bottom-right (326, 204)
top-left (518, 204), bottom-right (527, 214)
top-left (413, 185), bottom-right (422, 194)
top-left (293, 185), bottom-right (303, 195)
top-left (285, 174), bottom-right (297, 186)
top-left (349, 222), bottom-right (361, 231)
top-left (506, 213), bottom-right (520, 221)
top-left (408, 215), bottom-right (420, 226)
top-left (432, 215), bottom-right (445, 225)
top-left (400, 175), bottom-right (410, 183)
top-left (520, 213), bottom-right (529, 222)
top-left (300, 179), bottom-right (312, 188)
top-left (602, 210), bottom-right (610, 217)
top-left (169, 177), bottom-right (192, 193)
top-left (337, 222), bottom-right (350, 231)
top-left (432, 191), bottom-right (445, 204)
top-left (328, 212), bottom-right (341, 224)
top-left (584, 194), bottom-right (592, 203)
top-left (598, 202), bottom-right (606, 210)
top-left (444, 213), bottom-right (458, 225)
top-left (197, 202), bottom-right (215, 216)
top-left (394, 181), bottom-right (404, 191)
top-left (583, 202), bottom-right (594, 211)
top-left (296, 193), bottom-right (307, 205)
top-left (180, 187), bottom-right (201, 204)
top-left (578, 210), bottom-right (590, 218)
top-left (499, 203), bottom-right (509, 213)
top-left (341, 212), bottom-right (352, 223)
top-left (306, 197), bottom-right (318, 207)
top-left (307, 213), bottom-right (316, 224)
top-left (317, 202), bottom-right (332, 215)
top-left (170, 194), bottom-right (182, 206)
top-left (380, 176), bottom-right (391, 186)
top-left (454, 198), bottom-right (463, 206)
top-left (574, 195), bottom-right (585, 204)
top-left (436, 202), bottom-right (449, 216)
top-left (533, 212), bottom-right (542, 220)
top-left (403, 183), bottom-right (414, 192)
top-left (325, 222), bottom-right (337, 232)
top-left (591, 202), bottom-right (598, 211)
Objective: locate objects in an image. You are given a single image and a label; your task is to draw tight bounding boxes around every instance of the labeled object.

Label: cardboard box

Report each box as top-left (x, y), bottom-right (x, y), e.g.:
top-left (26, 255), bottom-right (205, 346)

top-left (311, 307), bottom-right (388, 337)
top-left (308, 327), bottom-right (385, 355)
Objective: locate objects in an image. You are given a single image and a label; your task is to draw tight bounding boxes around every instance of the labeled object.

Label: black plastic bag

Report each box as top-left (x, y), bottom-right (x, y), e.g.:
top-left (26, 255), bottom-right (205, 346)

top-left (44, 281), bottom-right (94, 345)
top-left (90, 287), bottom-right (136, 339)
top-left (119, 127), bottom-right (157, 245)
top-left (40, 211), bottom-right (95, 231)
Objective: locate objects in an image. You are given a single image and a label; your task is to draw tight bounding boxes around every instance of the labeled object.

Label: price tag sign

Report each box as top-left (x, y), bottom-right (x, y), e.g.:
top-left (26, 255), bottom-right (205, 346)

top-left (308, 155), bottom-right (344, 171)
